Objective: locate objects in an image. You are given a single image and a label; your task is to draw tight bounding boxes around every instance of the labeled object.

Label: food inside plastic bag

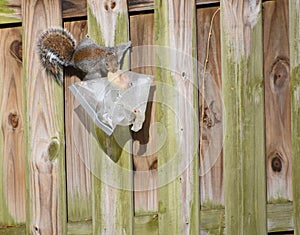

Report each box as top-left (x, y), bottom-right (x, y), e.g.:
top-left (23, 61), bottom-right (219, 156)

top-left (69, 70), bottom-right (153, 135)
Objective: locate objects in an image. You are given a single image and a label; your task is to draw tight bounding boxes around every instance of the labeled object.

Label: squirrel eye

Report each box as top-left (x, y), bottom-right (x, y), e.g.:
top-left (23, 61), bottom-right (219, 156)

top-left (86, 34), bottom-right (90, 38)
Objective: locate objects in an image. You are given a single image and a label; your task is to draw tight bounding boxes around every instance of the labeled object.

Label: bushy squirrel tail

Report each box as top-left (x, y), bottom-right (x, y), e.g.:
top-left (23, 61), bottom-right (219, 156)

top-left (37, 28), bottom-right (76, 83)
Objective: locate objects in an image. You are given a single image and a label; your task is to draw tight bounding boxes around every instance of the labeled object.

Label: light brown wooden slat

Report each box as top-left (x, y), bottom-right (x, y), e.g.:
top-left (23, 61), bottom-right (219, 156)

top-left (63, 0), bottom-right (87, 19)
top-left (130, 13), bottom-right (158, 214)
top-left (289, 0), bottom-right (300, 233)
top-left (64, 20), bottom-right (92, 222)
top-left (263, 0), bottom-right (292, 202)
top-left (0, 27), bottom-right (25, 225)
top-left (197, 6), bottom-right (224, 207)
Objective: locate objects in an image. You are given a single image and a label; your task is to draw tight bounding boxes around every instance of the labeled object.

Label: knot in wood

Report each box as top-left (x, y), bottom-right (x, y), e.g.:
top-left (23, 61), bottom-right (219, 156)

top-left (104, 0), bottom-right (116, 11)
top-left (202, 102), bottom-right (220, 128)
top-left (80, 22), bottom-right (87, 31)
top-left (48, 138), bottom-right (60, 162)
top-left (271, 154), bottom-right (282, 172)
top-left (8, 112), bottom-right (19, 129)
top-left (270, 58), bottom-right (289, 89)
top-left (149, 159), bottom-right (158, 170)
top-left (10, 40), bottom-right (22, 62)
top-left (32, 225), bottom-right (40, 235)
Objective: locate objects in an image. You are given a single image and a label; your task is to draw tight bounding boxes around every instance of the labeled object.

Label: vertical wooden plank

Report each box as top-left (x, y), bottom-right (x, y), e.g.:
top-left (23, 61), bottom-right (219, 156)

top-left (64, 20), bottom-right (92, 222)
top-left (154, 0), bottom-right (199, 234)
top-left (130, 13), bottom-right (155, 76)
top-left (221, 0), bottom-right (267, 234)
top-left (130, 13), bottom-right (158, 214)
top-left (0, 27), bottom-right (25, 226)
top-left (197, 7), bottom-right (224, 208)
top-left (87, 0), bottom-right (133, 234)
top-left (22, 0), bottom-right (66, 234)
top-left (263, 0), bottom-right (292, 202)
top-left (289, 0), bottom-right (300, 233)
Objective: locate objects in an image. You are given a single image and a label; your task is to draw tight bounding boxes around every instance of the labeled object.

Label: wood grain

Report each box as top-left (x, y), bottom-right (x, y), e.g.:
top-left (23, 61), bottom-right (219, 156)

top-left (22, 0), bottom-right (66, 234)
top-left (130, 13), bottom-right (158, 214)
top-left (62, 0), bottom-right (87, 19)
top-left (289, 0), bottom-right (300, 233)
top-left (0, 0), bottom-right (87, 24)
top-left (196, 7), bottom-right (224, 207)
top-left (87, 0), bottom-right (133, 234)
top-left (0, 27), bottom-right (25, 225)
top-left (64, 20), bottom-right (92, 222)
top-left (263, 0), bottom-right (292, 202)
top-left (155, 0), bottom-right (200, 234)
top-left (0, 0), bottom-right (223, 25)
top-left (221, 0), bottom-right (267, 234)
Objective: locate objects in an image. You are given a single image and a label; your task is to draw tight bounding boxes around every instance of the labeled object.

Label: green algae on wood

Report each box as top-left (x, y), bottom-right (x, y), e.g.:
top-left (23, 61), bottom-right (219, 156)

top-left (23, 0), bottom-right (66, 234)
top-left (221, 0), bottom-right (267, 234)
top-left (87, 0), bottom-right (133, 234)
top-left (154, 0), bottom-right (199, 234)
top-left (0, 0), bottom-right (20, 24)
top-left (134, 214), bottom-right (158, 235)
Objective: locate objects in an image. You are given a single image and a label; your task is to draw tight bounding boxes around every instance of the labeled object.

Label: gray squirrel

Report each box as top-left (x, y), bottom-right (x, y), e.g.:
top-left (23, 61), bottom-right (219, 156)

top-left (37, 28), bottom-right (132, 84)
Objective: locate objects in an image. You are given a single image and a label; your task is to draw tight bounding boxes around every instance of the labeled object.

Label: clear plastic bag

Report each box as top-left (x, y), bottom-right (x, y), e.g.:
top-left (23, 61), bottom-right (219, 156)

top-left (69, 70), bottom-right (153, 135)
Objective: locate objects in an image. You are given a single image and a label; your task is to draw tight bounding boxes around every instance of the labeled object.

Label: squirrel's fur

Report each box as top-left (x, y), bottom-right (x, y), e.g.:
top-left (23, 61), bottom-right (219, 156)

top-left (37, 28), bottom-right (131, 84)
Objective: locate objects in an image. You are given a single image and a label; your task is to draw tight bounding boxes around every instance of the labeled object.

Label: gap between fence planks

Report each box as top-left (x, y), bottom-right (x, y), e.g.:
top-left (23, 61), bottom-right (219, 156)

top-left (22, 0), bottom-right (66, 234)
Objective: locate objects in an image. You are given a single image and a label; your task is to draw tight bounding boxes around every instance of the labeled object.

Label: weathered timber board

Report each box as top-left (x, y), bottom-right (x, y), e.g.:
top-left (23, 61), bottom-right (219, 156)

top-left (263, 0), bottom-right (292, 202)
top-left (0, 27), bottom-right (25, 225)
top-left (87, 0), bottom-right (133, 234)
top-left (221, 0), bottom-right (267, 234)
top-left (22, 0), bottom-right (66, 234)
top-left (0, 202), bottom-right (294, 234)
top-left (130, 13), bottom-right (158, 214)
top-left (289, 0), bottom-right (300, 233)
top-left (64, 20), bottom-right (92, 222)
top-left (155, 0), bottom-right (200, 234)
top-left (197, 6), bottom-right (224, 208)
top-left (0, 0), bottom-right (87, 23)
top-left (0, 0), bottom-right (222, 24)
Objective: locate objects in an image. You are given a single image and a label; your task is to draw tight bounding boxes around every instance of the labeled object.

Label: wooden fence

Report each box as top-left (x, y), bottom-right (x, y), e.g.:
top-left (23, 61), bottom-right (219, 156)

top-left (0, 0), bottom-right (299, 234)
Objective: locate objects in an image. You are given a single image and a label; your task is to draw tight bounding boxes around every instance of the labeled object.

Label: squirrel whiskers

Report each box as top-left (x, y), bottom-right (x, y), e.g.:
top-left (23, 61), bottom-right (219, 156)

top-left (37, 27), bottom-right (132, 85)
